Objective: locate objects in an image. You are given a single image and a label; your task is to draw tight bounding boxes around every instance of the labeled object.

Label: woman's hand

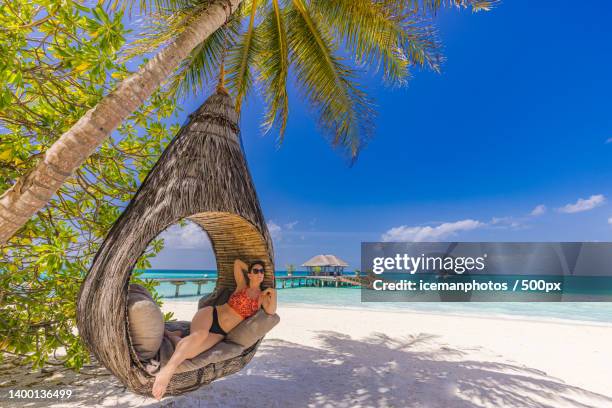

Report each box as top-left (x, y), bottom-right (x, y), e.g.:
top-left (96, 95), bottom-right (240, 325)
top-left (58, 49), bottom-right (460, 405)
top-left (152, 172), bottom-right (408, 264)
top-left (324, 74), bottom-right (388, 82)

top-left (261, 288), bottom-right (275, 297)
top-left (261, 288), bottom-right (277, 314)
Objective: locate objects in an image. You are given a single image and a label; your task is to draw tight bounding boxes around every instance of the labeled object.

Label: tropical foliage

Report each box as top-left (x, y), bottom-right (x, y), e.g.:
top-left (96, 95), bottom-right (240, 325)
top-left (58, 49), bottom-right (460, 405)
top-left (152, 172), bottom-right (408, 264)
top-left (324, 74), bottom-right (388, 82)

top-left (0, 1), bottom-right (176, 369)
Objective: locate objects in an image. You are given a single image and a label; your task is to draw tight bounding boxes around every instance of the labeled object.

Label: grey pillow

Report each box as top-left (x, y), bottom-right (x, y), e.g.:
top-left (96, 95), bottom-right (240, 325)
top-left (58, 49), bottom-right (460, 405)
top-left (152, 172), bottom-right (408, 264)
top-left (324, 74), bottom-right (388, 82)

top-left (147, 336), bottom-right (246, 375)
top-left (226, 309), bottom-right (280, 348)
top-left (176, 341), bottom-right (244, 373)
top-left (127, 284), bottom-right (164, 360)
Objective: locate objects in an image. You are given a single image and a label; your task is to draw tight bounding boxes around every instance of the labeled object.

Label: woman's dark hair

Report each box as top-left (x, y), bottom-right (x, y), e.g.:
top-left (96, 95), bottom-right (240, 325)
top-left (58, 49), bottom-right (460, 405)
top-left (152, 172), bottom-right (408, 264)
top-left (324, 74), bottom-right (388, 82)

top-left (248, 260), bottom-right (266, 272)
top-left (245, 260), bottom-right (267, 290)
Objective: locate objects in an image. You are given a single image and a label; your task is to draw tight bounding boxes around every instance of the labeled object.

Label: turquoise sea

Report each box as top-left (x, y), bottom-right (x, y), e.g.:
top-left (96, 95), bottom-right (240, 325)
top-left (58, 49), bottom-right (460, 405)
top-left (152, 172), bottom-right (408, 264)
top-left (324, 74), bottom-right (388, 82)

top-left (139, 269), bottom-right (612, 325)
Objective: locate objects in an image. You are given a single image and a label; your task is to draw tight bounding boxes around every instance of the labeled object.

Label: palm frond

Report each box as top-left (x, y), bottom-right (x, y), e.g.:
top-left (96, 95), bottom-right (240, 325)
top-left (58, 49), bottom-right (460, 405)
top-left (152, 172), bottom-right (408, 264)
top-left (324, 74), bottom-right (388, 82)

top-left (161, 18), bottom-right (241, 101)
top-left (310, 0), bottom-right (413, 85)
top-left (226, 0), bottom-right (263, 114)
top-left (386, 0), bottom-right (499, 15)
top-left (396, 12), bottom-right (443, 73)
top-left (256, 0), bottom-right (290, 140)
top-left (121, 1), bottom-right (244, 100)
top-left (287, 0), bottom-right (375, 160)
top-left (121, 2), bottom-right (215, 61)
top-left (109, 0), bottom-right (212, 16)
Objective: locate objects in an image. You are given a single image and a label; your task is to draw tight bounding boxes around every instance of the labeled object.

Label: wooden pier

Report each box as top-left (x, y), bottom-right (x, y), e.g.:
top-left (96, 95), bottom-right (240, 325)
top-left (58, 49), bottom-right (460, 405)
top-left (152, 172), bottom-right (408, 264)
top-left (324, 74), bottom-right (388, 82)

top-left (155, 278), bottom-right (216, 297)
top-left (153, 275), bottom-right (369, 297)
top-left (276, 275), bottom-right (364, 288)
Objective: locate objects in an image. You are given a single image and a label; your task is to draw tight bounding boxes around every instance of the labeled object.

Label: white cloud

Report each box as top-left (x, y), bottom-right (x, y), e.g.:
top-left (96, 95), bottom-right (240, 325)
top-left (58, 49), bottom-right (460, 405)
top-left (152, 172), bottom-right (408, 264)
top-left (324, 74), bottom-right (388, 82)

top-left (160, 221), bottom-right (210, 249)
top-left (491, 216), bottom-right (509, 225)
top-left (608, 217), bottom-right (612, 225)
top-left (284, 221), bottom-right (298, 230)
top-left (558, 194), bottom-right (606, 214)
top-left (490, 216), bottom-right (523, 229)
top-left (530, 204), bottom-right (547, 216)
top-left (381, 219), bottom-right (485, 242)
top-left (267, 220), bottom-right (282, 241)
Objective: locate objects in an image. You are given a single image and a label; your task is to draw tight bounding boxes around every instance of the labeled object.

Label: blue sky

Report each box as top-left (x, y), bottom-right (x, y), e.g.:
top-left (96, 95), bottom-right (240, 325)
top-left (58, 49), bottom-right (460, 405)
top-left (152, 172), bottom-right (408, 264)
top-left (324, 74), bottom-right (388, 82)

top-left (150, 0), bottom-right (612, 271)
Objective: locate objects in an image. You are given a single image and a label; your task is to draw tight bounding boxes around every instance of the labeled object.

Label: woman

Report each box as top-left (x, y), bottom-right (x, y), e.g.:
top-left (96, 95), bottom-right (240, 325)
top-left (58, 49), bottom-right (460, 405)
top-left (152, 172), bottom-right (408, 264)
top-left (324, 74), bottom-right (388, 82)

top-left (152, 259), bottom-right (277, 400)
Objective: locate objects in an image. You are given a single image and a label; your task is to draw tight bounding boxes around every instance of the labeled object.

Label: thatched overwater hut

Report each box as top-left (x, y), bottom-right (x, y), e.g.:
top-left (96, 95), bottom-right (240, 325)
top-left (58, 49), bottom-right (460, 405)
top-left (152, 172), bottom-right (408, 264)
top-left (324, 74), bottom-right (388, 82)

top-left (302, 254), bottom-right (348, 276)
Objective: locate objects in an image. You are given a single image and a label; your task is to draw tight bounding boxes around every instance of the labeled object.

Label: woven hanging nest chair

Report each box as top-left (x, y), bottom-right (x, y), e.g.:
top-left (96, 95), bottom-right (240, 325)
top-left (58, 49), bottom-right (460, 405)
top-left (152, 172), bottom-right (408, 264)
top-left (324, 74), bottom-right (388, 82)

top-left (76, 89), bottom-right (275, 396)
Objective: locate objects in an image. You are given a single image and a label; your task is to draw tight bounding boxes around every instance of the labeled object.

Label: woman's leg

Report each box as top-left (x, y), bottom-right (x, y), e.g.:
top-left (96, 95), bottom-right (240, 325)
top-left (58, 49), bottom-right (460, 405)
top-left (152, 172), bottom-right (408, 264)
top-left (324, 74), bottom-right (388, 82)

top-left (152, 307), bottom-right (224, 400)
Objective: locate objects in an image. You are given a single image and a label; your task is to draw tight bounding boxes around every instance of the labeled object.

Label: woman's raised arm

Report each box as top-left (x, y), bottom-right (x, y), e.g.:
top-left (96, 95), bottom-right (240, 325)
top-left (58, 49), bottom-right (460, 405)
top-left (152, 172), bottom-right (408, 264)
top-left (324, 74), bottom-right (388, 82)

top-left (233, 259), bottom-right (248, 290)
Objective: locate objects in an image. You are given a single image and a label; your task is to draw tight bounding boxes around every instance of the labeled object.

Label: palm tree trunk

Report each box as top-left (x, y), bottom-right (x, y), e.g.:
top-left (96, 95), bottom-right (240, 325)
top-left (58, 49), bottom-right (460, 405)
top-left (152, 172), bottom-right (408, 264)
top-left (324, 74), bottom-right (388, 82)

top-left (0, 0), bottom-right (243, 244)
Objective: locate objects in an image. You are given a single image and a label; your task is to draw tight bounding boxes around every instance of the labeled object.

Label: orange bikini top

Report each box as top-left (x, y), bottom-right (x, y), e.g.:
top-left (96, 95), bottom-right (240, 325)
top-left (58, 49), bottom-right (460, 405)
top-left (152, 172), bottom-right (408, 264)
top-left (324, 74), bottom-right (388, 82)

top-left (228, 288), bottom-right (260, 318)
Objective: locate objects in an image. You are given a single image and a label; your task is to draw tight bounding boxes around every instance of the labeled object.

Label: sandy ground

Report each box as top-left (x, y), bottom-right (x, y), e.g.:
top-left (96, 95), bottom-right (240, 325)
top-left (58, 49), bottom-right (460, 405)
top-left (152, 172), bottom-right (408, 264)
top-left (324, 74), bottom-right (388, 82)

top-left (2, 301), bottom-right (612, 408)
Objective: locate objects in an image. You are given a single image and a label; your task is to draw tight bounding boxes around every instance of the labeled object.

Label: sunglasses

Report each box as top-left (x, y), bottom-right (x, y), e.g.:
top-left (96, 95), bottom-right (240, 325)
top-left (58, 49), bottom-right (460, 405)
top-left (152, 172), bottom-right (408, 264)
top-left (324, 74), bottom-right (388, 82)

top-left (250, 268), bottom-right (265, 274)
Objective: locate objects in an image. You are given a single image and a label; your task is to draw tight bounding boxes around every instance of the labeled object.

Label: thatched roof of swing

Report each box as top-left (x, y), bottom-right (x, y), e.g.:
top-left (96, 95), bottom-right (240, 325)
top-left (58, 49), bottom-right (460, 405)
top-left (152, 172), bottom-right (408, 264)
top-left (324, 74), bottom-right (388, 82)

top-left (76, 89), bottom-right (275, 397)
top-left (301, 254), bottom-right (348, 267)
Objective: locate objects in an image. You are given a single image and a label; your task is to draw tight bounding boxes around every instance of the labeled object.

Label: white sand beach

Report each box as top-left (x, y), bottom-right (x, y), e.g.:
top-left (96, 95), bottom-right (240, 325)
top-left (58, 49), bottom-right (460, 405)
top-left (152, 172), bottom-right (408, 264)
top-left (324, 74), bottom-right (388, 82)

top-left (3, 302), bottom-right (612, 408)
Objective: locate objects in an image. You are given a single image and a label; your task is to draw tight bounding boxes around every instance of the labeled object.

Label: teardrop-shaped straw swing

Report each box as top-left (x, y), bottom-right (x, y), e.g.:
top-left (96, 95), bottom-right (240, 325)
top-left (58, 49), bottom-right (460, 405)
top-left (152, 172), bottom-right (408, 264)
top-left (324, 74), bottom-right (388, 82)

top-left (76, 39), bottom-right (276, 396)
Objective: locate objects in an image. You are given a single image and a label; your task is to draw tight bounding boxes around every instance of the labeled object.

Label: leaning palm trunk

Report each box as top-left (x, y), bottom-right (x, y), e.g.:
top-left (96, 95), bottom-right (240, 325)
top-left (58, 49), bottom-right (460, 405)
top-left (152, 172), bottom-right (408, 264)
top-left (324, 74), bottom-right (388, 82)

top-left (0, 0), bottom-right (243, 245)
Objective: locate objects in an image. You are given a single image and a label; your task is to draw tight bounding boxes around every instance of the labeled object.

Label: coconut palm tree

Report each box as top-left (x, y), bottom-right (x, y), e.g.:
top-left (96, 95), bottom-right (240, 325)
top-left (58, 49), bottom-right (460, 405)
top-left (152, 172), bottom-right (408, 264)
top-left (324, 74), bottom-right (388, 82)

top-left (0, 0), bottom-right (496, 244)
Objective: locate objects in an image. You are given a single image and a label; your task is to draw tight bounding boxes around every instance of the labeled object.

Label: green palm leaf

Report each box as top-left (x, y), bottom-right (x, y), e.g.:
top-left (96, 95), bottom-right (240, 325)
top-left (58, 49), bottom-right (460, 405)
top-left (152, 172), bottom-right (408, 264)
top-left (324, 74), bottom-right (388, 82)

top-left (112, 0), bottom-right (212, 15)
top-left (121, 2), bottom-right (216, 61)
top-left (287, 0), bottom-right (375, 160)
top-left (226, 0), bottom-right (263, 113)
top-left (162, 17), bottom-right (241, 101)
top-left (312, 0), bottom-right (409, 84)
top-left (256, 0), bottom-right (290, 139)
top-left (389, 0), bottom-right (499, 15)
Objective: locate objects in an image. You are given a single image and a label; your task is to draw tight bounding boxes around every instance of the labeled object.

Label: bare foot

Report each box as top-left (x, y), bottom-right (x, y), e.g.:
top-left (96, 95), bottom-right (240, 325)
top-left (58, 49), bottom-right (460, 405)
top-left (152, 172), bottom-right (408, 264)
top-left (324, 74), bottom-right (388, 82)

top-left (152, 366), bottom-right (173, 400)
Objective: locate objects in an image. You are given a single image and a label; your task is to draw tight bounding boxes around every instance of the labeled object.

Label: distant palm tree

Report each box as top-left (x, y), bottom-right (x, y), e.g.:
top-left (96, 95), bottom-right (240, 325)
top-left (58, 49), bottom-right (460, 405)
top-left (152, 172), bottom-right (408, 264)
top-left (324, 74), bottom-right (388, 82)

top-left (0, 0), bottom-right (496, 243)
top-left (286, 264), bottom-right (295, 276)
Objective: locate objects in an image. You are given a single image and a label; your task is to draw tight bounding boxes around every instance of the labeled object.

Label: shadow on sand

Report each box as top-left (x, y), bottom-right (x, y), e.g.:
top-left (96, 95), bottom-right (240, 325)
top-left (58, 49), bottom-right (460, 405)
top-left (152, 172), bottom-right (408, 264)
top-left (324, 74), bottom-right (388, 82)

top-left (4, 331), bottom-right (611, 407)
top-left (158, 330), bottom-right (611, 408)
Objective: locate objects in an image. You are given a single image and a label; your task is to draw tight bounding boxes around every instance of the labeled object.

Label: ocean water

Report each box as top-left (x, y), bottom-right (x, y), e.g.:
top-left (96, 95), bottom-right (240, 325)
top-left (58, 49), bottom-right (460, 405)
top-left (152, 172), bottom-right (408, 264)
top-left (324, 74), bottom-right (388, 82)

top-left (136, 269), bottom-right (313, 298)
top-left (138, 269), bottom-right (612, 325)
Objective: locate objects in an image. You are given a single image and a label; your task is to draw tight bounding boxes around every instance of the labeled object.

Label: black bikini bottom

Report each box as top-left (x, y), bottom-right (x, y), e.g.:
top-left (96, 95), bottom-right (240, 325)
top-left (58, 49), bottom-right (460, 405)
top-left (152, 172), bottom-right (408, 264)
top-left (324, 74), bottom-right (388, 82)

top-left (210, 306), bottom-right (228, 336)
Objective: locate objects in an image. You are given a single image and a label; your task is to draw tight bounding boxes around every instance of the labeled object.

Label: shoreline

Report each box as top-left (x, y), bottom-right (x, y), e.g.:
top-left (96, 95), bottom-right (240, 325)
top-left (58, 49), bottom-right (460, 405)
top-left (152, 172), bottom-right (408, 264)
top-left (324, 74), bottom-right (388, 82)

top-left (162, 297), bottom-right (612, 328)
top-left (278, 302), bottom-right (612, 328)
